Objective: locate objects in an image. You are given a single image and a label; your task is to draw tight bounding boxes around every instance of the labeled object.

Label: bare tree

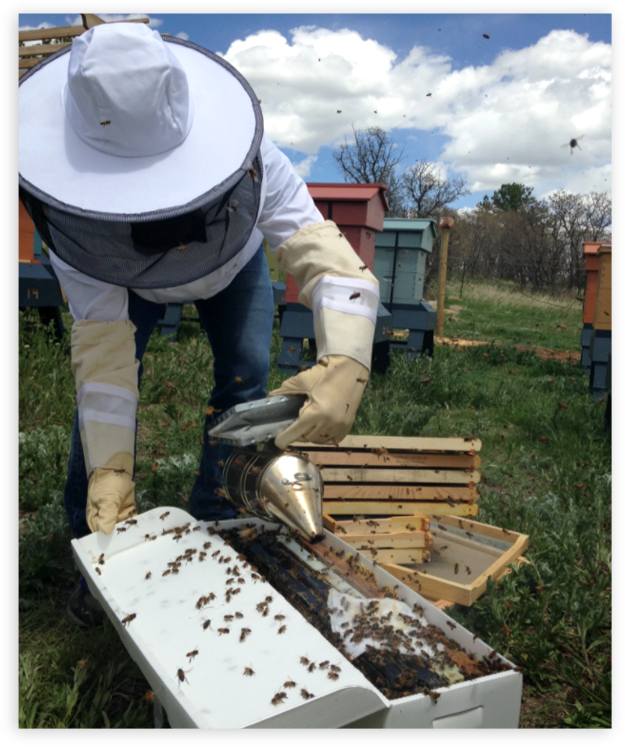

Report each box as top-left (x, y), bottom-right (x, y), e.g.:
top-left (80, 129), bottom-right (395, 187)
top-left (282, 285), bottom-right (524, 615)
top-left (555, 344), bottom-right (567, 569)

top-left (332, 126), bottom-right (405, 215)
top-left (400, 160), bottom-right (470, 218)
top-left (547, 190), bottom-right (612, 290)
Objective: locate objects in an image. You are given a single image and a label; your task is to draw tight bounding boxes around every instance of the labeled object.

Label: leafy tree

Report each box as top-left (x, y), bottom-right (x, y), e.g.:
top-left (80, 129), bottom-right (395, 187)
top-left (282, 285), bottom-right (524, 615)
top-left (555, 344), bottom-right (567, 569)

top-left (478, 183), bottom-right (536, 212)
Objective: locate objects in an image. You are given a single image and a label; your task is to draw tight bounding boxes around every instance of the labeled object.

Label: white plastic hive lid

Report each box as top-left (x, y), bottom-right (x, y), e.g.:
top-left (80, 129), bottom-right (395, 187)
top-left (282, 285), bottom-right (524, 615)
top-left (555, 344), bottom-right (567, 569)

top-left (72, 508), bottom-right (522, 729)
top-left (71, 507), bottom-right (385, 728)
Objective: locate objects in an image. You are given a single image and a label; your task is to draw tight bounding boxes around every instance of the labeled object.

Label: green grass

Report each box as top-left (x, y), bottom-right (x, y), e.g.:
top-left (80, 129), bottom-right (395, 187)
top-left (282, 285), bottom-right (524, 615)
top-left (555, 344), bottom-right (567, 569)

top-left (427, 277), bottom-right (584, 351)
top-left (18, 282), bottom-right (610, 728)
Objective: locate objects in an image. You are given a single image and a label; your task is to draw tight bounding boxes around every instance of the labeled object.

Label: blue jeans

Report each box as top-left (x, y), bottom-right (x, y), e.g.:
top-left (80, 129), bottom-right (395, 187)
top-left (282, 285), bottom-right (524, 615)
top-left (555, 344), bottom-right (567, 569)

top-left (64, 244), bottom-right (275, 539)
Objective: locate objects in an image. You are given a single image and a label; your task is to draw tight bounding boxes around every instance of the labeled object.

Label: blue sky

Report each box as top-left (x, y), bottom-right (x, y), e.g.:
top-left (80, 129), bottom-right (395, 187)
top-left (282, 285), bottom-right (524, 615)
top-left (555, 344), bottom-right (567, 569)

top-left (19, 12), bottom-right (612, 210)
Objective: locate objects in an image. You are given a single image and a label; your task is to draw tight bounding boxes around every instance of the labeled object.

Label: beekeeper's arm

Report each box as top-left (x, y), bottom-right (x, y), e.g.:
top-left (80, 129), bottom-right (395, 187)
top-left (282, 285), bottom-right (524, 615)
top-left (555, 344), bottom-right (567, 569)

top-left (257, 137), bottom-right (380, 448)
top-left (48, 255), bottom-right (137, 534)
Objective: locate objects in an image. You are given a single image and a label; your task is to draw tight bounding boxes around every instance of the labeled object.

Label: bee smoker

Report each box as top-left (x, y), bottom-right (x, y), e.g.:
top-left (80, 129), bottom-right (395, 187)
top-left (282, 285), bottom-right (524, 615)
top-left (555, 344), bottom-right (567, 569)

top-left (221, 445), bottom-right (324, 543)
top-left (207, 395), bottom-right (325, 542)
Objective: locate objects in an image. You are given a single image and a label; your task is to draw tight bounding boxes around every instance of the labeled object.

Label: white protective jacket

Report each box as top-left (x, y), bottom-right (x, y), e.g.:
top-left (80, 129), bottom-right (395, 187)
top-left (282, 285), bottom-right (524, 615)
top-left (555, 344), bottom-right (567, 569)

top-left (54, 136), bottom-right (380, 477)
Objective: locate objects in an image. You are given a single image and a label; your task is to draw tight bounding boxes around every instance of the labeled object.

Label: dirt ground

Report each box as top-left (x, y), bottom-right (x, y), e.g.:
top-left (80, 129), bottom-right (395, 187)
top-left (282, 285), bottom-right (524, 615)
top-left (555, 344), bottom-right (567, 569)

top-left (435, 336), bottom-right (581, 364)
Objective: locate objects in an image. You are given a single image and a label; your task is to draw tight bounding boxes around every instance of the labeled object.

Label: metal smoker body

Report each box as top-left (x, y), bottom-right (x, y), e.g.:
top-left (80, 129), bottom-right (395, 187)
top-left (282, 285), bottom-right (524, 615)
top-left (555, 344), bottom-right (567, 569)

top-left (221, 446), bottom-right (324, 542)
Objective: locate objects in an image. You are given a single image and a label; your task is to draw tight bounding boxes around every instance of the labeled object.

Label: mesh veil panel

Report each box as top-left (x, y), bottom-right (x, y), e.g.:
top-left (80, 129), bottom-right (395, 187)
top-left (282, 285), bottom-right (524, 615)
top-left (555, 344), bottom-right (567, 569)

top-left (18, 36), bottom-right (264, 289)
top-left (19, 153), bottom-right (262, 289)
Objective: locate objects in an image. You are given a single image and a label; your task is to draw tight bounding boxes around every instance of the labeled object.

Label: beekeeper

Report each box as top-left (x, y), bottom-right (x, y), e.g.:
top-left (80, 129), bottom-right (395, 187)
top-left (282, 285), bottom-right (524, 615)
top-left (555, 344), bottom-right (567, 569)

top-left (19, 23), bottom-right (379, 624)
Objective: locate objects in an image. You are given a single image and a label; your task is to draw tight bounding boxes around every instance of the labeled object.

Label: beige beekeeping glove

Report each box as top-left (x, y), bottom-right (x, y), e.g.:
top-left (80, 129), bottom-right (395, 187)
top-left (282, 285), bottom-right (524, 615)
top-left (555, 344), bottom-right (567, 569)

top-left (270, 221), bottom-right (379, 448)
top-left (86, 453), bottom-right (137, 534)
top-left (270, 355), bottom-right (368, 449)
top-left (71, 320), bottom-right (140, 534)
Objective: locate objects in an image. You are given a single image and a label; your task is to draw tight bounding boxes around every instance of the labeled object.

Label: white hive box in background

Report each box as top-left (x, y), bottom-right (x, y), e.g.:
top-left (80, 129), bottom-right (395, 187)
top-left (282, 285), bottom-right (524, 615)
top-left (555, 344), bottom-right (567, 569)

top-left (71, 508), bottom-right (522, 728)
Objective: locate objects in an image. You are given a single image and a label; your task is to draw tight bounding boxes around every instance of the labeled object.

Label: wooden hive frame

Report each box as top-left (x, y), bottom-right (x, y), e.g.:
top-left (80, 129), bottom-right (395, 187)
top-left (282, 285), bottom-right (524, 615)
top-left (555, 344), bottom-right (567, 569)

top-left (293, 434), bottom-right (481, 518)
top-left (381, 515), bottom-right (530, 607)
top-left (322, 514), bottom-right (433, 565)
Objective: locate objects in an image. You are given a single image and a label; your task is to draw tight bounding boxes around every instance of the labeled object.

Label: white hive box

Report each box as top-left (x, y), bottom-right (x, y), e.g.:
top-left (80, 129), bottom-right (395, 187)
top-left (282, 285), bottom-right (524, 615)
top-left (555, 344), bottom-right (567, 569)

top-left (71, 507), bottom-right (522, 728)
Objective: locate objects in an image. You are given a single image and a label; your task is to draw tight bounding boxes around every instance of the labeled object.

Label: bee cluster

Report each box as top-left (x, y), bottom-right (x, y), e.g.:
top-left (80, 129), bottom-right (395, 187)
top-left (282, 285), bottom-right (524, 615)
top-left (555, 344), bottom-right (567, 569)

top-left (99, 516), bottom-right (516, 717)
top-left (220, 524), bottom-right (518, 702)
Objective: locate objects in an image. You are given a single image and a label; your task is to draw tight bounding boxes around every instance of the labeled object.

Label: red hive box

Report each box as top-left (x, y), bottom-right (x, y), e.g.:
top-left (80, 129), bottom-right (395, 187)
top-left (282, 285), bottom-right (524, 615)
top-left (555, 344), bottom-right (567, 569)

top-left (284, 183), bottom-right (389, 304)
top-left (582, 242), bottom-right (602, 325)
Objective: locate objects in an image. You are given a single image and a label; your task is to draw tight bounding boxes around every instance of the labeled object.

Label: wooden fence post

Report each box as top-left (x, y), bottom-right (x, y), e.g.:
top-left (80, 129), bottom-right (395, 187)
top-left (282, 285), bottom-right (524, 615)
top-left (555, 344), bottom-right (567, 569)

top-left (436, 216), bottom-right (455, 337)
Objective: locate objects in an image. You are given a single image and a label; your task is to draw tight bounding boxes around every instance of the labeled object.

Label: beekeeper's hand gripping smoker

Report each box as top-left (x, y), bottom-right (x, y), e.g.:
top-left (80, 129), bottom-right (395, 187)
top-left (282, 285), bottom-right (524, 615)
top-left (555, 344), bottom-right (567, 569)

top-left (207, 394), bottom-right (324, 543)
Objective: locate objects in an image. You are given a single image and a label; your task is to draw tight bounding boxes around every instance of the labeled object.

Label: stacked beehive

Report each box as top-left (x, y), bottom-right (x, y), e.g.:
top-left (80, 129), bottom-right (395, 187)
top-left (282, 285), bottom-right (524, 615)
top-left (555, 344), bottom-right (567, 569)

top-left (294, 435), bottom-right (481, 519)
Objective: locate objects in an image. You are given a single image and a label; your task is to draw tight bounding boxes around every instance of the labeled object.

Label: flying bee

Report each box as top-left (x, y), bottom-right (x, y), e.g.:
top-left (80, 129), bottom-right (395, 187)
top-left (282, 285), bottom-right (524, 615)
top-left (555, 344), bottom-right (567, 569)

top-left (243, 667), bottom-right (255, 676)
top-left (160, 512), bottom-right (170, 521)
top-left (562, 136), bottom-right (584, 154)
top-left (121, 613), bottom-right (136, 627)
top-left (350, 292), bottom-right (361, 300)
top-left (271, 692), bottom-right (287, 706)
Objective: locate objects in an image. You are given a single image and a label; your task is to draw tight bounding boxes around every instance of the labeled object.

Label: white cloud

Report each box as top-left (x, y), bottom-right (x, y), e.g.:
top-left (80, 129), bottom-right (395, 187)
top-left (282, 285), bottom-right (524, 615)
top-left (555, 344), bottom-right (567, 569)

top-left (65, 14), bottom-right (163, 29)
top-left (221, 26), bottom-right (610, 197)
top-left (290, 155), bottom-right (318, 179)
top-left (175, 32), bottom-right (189, 41)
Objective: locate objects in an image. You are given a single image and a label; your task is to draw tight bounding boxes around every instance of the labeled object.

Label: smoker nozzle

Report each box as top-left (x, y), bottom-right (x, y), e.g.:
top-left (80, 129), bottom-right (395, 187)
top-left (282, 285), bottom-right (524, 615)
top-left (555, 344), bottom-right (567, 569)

top-left (221, 447), bottom-right (324, 542)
